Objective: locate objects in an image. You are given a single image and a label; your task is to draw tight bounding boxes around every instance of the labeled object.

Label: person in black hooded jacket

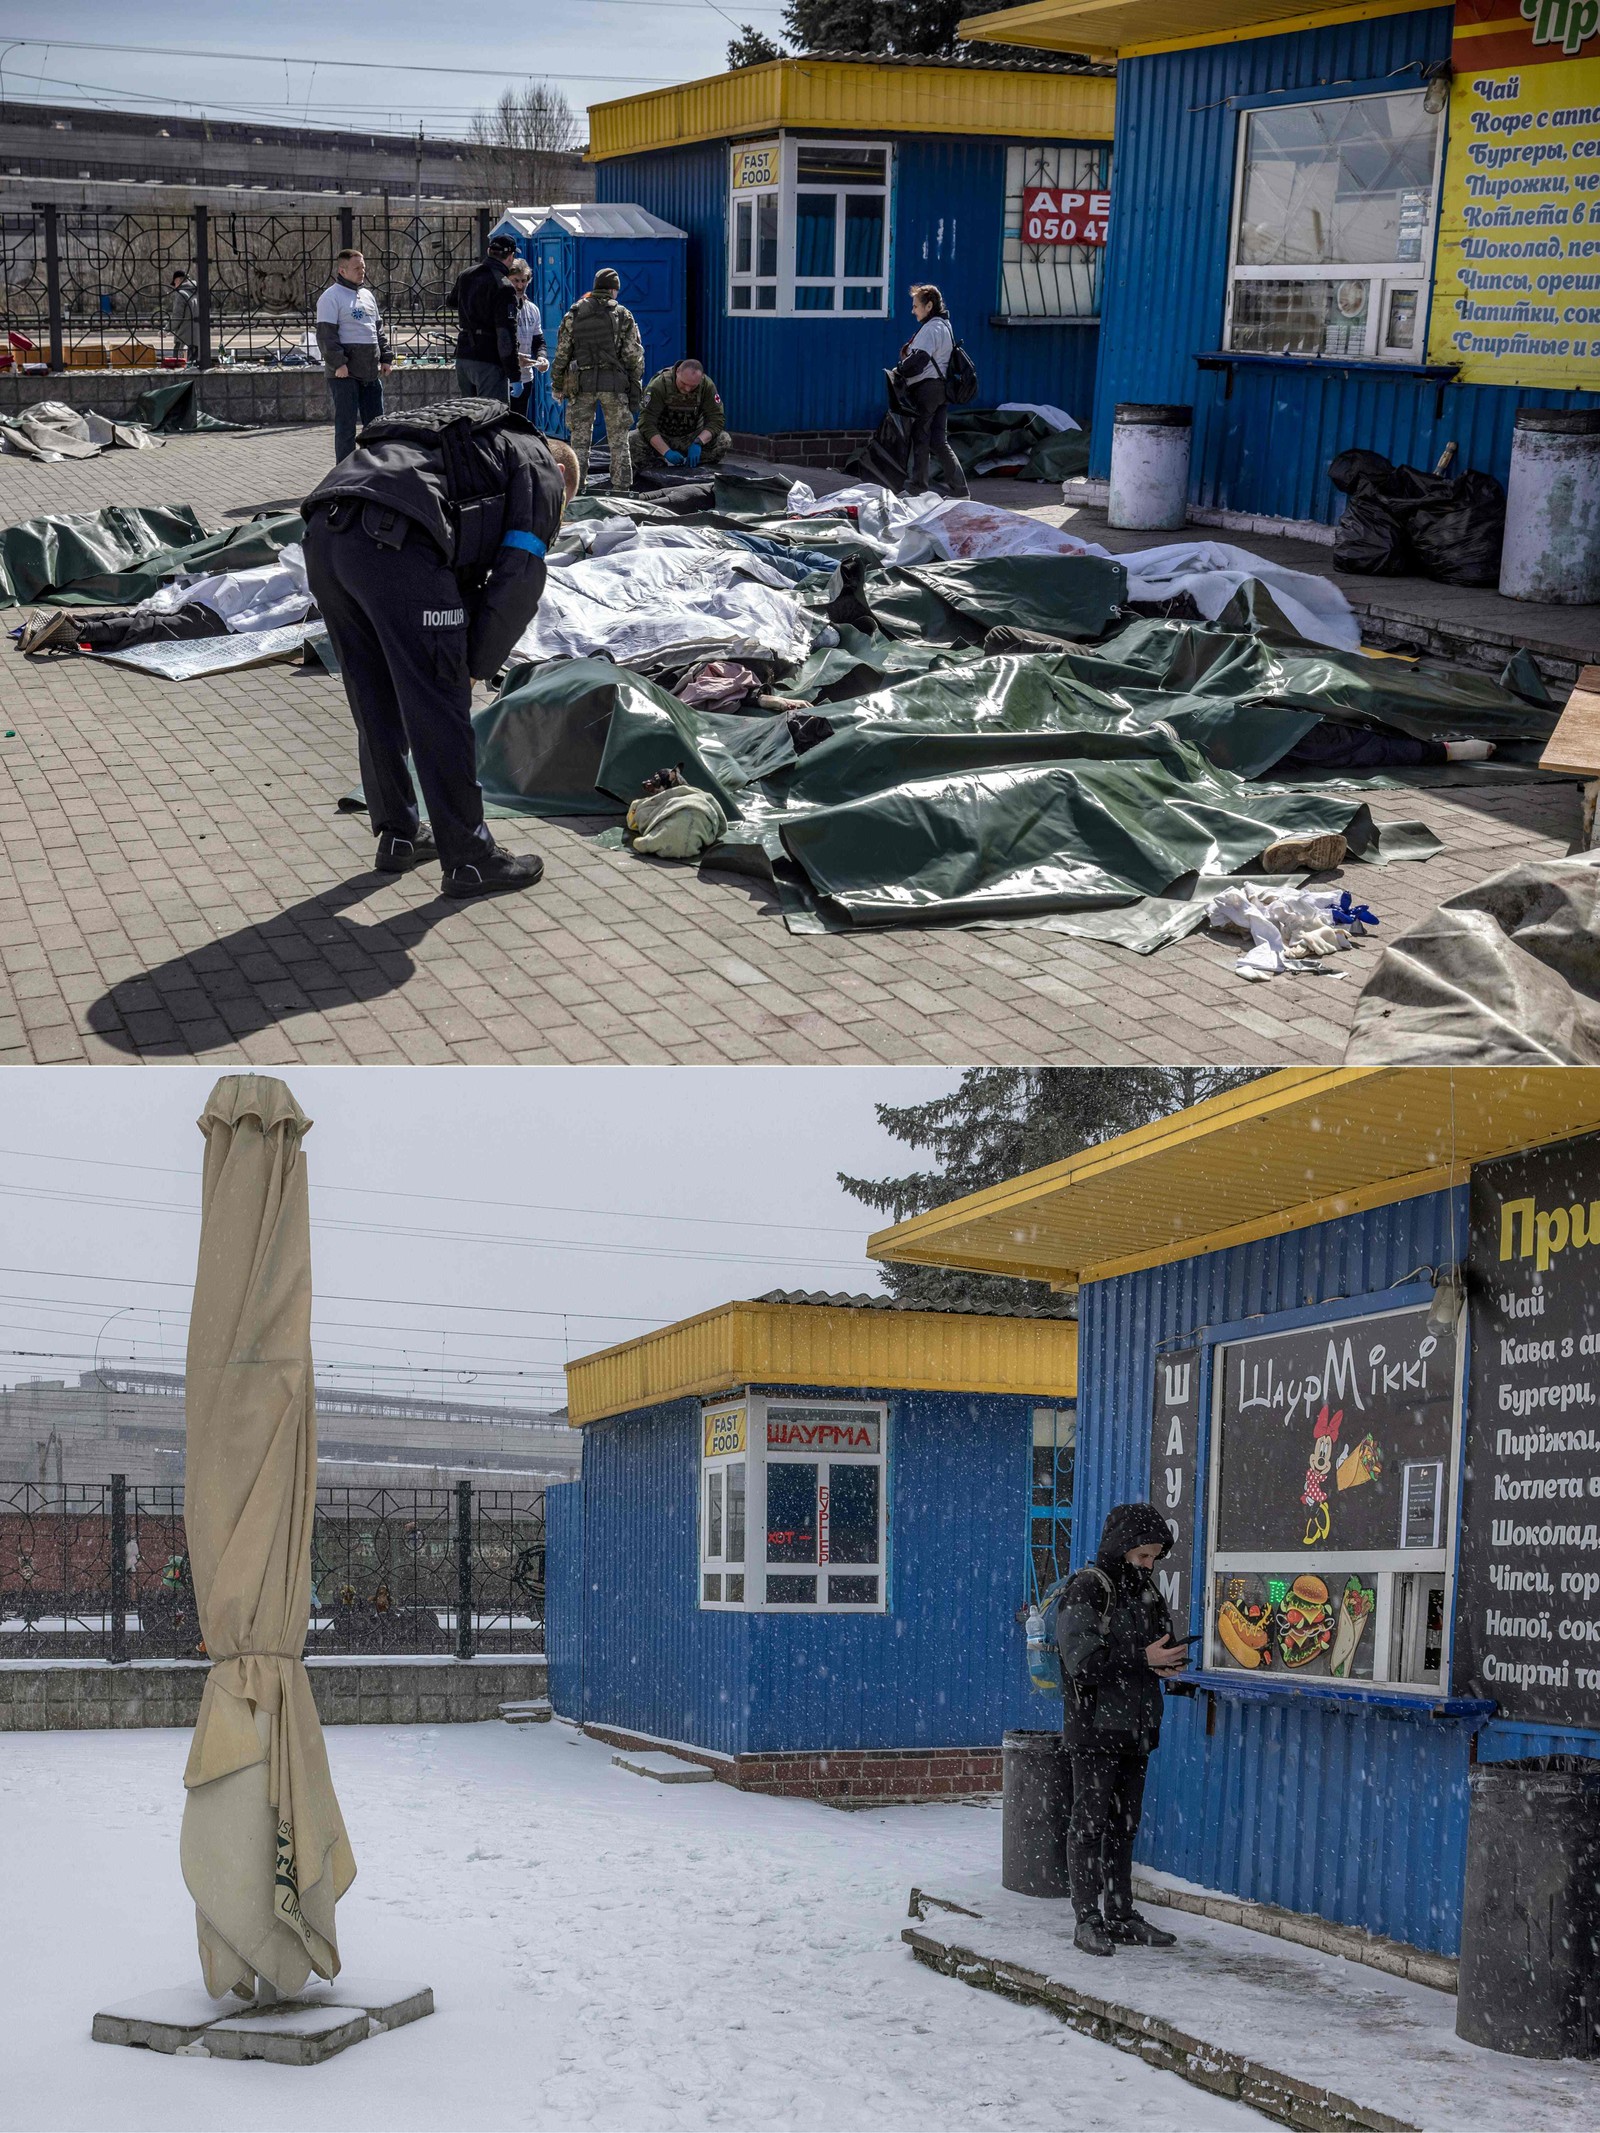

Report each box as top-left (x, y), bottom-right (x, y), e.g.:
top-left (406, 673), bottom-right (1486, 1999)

top-left (1057, 1501), bottom-right (1187, 1957)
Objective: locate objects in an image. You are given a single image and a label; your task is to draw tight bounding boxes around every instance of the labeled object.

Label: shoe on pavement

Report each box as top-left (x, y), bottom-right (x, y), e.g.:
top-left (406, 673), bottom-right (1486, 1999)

top-left (1262, 831), bottom-right (1348, 874)
top-left (1105, 1910), bottom-right (1177, 1947)
top-left (18, 609), bottom-right (75, 654)
top-left (441, 846), bottom-right (545, 899)
top-left (374, 830), bottom-right (439, 875)
top-left (1073, 1911), bottom-right (1115, 1958)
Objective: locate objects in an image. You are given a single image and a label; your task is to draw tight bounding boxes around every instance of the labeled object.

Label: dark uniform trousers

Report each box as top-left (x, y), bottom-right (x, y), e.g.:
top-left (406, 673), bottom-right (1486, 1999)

top-left (1065, 1737), bottom-right (1149, 1918)
top-left (304, 504), bottom-right (495, 872)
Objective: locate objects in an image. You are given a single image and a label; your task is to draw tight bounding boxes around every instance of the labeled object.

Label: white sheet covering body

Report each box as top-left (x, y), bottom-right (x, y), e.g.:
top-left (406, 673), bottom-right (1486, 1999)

top-left (143, 544), bottom-right (312, 634)
top-left (784, 480), bottom-right (1361, 652)
top-left (514, 532), bottom-right (820, 667)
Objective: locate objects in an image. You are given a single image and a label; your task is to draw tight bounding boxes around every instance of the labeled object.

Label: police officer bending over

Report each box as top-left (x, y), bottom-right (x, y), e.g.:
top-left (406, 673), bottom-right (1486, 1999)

top-left (302, 397), bottom-right (580, 899)
top-left (1057, 1501), bottom-right (1187, 1958)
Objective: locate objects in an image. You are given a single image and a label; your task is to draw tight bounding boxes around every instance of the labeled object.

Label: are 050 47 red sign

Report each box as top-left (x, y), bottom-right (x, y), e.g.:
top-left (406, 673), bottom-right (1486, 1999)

top-left (1023, 187), bottom-right (1110, 247)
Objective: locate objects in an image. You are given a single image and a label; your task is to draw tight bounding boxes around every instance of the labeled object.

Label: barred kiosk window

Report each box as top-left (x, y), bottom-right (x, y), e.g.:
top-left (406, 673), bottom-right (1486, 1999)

top-left (1204, 1303), bottom-right (1460, 1689)
top-left (699, 1396), bottom-right (887, 1611)
top-left (1225, 89), bottom-right (1443, 363)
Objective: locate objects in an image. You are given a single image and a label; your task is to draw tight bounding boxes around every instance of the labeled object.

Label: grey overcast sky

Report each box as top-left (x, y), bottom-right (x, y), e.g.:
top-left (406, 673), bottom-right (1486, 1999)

top-left (0, 0), bottom-right (772, 135)
top-left (0, 1066), bottom-right (959, 1409)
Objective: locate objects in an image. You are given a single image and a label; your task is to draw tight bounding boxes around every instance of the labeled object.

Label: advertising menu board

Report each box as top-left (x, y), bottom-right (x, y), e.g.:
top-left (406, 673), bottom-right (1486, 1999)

top-left (1457, 1132), bottom-right (1600, 1725)
top-left (1149, 1348), bottom-right (1200, 1627)
top-left (1216, 1307), bottom-right (1457, 1555)
top-left (1428, 0), bottom-right (1600, 386)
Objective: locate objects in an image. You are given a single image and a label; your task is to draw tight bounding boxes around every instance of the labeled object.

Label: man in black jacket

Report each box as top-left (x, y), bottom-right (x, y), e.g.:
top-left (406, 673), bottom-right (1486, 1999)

top-left (1057, 1501), bottom-right (1188, 1957)
top-left (450, 234), bottom-right (520, 402)
top-left (301, 398), bottom-right (578, 898)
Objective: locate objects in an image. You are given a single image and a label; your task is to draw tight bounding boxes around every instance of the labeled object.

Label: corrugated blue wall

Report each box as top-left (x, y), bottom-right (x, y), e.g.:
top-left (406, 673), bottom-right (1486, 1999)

top-left (1092, 6), bottom-right (1600, 522)
top-left (597, 138), bottom-right (1101, 435)
top-left (573, 1381), bottom-right (1044, 1754)
top-left (544, 1478), bottom-right (583, 1718)
top-left (1078, 1189), bottom-right (1478, 1953)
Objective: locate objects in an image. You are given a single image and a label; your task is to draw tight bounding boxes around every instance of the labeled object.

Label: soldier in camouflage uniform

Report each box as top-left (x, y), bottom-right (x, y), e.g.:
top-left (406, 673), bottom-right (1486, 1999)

top-left (549, 268), bottom-right (644, 492)
top-left (629, 359), bottom-right (733, 482)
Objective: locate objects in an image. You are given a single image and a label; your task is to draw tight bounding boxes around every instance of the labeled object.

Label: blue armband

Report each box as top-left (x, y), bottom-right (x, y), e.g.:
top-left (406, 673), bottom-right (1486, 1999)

top-left (500, 530), bottom-right (546, 557)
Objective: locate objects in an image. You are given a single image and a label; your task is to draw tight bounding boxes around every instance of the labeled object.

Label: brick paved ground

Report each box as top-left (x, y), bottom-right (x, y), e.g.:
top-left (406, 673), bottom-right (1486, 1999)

top-left (0, 425), bottom-right (1582, 1066)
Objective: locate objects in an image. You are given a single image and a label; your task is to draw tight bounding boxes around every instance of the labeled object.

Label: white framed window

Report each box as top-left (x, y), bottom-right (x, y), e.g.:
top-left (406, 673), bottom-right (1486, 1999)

top-left (1001, 145), bottom-right (1108, 322)
top-left (1224, 89), bottom-right (1444, 364)
top-left (726, 137), bottom-right (891, 319)
top-left (1202, 1301), bottom-right (1462, 1693)
top-left (699, 1394), bottom-right (888, 1610)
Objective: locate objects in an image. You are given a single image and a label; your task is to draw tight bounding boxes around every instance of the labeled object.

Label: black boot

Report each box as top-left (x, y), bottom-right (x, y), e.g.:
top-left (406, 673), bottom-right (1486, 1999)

top-left (1105, 1910), bottom-right (1177, 1948)
top-left (1073, 1910), bottom-right (1115, 1958)
top-left (441, 845), bottom-right (545, 899)
top-left (375, 830), bottom-right (439, 875)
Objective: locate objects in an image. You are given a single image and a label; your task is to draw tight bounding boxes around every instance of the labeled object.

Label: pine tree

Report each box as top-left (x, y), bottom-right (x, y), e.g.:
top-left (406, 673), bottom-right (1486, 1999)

top-left (841, 1068), bottom-right (1268, 1314)
top-left (727, 25), bottom-right (786, 65)
top-left (780, 0), bottom-right (1021, 59)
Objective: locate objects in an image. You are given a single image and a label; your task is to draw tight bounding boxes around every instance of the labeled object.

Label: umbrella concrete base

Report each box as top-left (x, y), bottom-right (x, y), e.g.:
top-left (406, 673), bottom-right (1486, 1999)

top-left (92, 1976), bottom-right (433, 2064)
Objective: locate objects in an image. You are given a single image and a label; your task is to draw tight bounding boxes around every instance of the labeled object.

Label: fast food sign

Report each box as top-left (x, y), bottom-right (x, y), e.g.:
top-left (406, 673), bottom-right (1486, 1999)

top-left (1022, 186), bottom-right (1110, 246)
top-left (1148, 1349), bottom-right (1200, 1629)
top-left (703, 1403), bottom-right (747, 1458)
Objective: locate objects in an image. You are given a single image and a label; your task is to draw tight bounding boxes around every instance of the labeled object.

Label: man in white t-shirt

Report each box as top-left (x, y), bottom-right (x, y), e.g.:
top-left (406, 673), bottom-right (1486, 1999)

top-left (315, 249), bottom-right (392, 463)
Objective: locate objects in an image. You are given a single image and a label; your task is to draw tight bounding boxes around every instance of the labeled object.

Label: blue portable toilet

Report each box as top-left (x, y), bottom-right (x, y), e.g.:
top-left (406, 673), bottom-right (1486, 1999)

top-left (490, 202), bottom-right (687, 441)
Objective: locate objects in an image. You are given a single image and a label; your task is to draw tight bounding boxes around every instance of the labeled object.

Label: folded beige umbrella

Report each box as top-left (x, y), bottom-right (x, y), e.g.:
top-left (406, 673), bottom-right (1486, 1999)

top-left (180, 1074), bottom-right (356, 2000)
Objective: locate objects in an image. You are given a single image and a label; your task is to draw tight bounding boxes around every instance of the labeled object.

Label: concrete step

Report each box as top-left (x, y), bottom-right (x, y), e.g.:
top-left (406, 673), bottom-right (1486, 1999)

top-left (499, 1698), bottom-right (552, 1724)
top-left (611, 1749), bottom-right (715, 1784)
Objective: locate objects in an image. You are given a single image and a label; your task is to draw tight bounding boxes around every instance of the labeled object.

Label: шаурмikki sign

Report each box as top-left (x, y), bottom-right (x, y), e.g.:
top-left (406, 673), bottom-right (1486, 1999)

top-left (1458, 1130), bottom-right (1600, 1729)
top-left (1430, 0), bottom-right (1600, 386)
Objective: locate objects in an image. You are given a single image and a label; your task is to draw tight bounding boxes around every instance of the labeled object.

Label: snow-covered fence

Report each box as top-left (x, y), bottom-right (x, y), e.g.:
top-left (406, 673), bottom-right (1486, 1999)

top-left (0, 1479), bottom-right (546, 1663)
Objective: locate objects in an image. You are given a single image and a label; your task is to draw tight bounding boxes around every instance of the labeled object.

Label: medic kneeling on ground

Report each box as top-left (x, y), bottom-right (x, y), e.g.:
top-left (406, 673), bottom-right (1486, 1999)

top-left (301, 398), bottom-right (579, 900)
top-left (629, 358), bottom-right (732, 483)
top-left (1057, 1501), bottom-right (1189, 1958)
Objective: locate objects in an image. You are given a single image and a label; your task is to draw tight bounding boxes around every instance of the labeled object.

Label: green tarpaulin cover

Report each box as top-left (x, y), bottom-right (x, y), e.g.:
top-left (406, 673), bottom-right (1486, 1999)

top-left (133, 379), bottom-right (241, 435)
top-left (0, 505), bottom-right (304, 607)
top-left (947, 410), bottom-right (1093, 483)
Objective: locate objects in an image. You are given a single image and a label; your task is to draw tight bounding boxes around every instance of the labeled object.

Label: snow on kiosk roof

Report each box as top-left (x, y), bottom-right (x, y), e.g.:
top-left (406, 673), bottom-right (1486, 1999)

top-left (564, 1294), bottom-right (1077, 1426)
top-left (868, 1066), bottom-right (1600, 1289)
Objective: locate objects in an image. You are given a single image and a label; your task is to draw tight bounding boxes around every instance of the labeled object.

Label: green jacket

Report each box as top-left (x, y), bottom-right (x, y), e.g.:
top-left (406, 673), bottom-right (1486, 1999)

top-left (639, 367), bottom-right (725, 447)
top-left (551, 294), bottom-right (644, 399)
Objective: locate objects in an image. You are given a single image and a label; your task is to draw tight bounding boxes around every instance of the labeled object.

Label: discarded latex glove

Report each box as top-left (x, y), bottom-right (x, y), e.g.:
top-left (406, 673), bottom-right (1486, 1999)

top-left (1207, 883), bottom-right (1359, 981)
top-left (1332, 890), bottom-right (1378, 932)
top-left (663, 449), bottom-right (686, 466)
top-left (687, 442), bottom-right (703, 466)
top-left (626, 782), bottom-right (728, 862)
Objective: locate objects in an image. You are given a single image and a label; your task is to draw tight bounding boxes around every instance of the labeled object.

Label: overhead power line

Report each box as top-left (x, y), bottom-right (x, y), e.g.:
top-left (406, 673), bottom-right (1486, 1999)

top-left (0, 1264), bottom-right (668, 1326)
top-left (0, 1146), bottom-right (867, 1238)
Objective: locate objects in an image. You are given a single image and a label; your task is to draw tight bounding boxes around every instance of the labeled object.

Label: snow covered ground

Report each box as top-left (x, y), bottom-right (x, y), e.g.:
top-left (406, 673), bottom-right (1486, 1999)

top-left (2, 1719), bottom-right (1269, 2132)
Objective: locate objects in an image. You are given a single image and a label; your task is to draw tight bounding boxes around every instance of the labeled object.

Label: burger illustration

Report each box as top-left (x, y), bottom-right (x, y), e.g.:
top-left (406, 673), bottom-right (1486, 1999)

top-left (1278, 1574), bottom-right (1334, 1668)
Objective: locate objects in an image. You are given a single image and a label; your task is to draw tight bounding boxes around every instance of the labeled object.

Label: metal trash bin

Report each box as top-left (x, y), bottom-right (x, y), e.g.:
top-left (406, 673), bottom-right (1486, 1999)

top-left (1457, 1761), bottom-right (1600, 2058)
top-left (1001, 1728), bottom-right (1072, 1897)
top-left (1499, 408), bottom-right (1600, 605)
top-left (1108, 403), bottom-right (1192, 530)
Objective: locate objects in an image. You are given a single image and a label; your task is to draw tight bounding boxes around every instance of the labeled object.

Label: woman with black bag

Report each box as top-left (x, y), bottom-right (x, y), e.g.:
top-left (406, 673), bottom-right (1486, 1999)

top-left (891, 283), bottom-right (969, 499)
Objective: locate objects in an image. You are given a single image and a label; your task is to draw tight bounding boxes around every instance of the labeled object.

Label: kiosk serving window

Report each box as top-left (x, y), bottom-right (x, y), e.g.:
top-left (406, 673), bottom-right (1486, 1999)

top-left (1225, 89), bottom-right (1443, 363)
top-left (727, 138), bottom-right (890, 317)
top-left (1204, 1304), bottom-right (1460, 1690)
top-left (700, 1395), bottom-right (887, 1610)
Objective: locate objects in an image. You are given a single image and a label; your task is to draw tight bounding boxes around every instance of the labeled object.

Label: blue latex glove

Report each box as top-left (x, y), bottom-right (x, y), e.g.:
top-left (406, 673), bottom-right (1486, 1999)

top-left (1332, 890), bottom-right (1379, 928)
top-left (687, 441), bottom-right (703, 466)
top-left (663, 448), bottom-right (685, 466)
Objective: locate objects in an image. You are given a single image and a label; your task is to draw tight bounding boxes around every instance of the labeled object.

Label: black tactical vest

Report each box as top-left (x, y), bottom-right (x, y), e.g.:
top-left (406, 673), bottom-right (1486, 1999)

top-left (356, 398), bottom-right (528, 574)
top-left (566, 296), bottom-right (629, 393)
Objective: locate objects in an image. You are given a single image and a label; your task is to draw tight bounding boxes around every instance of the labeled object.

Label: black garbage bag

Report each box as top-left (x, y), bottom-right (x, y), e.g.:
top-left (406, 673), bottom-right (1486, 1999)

top-left (846, 371), bottom-right (915, 491)
top-left (1333, 481), bottom-right (1411, 575)
top-left (1408, 469), bottom-right (1506, 588)
top-left (1329, 448), bottom-right (1505, 585)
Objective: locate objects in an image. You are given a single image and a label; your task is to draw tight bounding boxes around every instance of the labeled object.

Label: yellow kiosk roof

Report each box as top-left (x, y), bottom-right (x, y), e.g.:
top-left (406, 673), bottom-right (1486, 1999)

top-left (959, 0), bottom-right (1425, 62)
top-left (565, 1295), bottom-right (1078, 1425)
top-left (869, 1067), bottom-right (1600, 1289)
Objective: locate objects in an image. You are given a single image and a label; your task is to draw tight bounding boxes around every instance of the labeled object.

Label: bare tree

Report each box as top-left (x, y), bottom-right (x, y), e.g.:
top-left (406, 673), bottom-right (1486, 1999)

top-left (465, 84), bottom-right (580, 211)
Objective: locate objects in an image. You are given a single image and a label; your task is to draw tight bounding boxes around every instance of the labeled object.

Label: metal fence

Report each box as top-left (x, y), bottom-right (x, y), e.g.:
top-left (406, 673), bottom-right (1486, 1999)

top-left (0, 1478), bottom-right (544, 1662)
top-left (0, 205), bottom-right (491, 370)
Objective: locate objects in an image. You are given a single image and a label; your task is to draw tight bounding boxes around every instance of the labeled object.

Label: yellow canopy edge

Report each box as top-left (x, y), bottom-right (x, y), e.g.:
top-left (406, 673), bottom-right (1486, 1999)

top-left (565, 1298), bottom-right (1079, 1424)
top-left (869, 1067), bottom-right (1600, 1290)
top-left (587, 56), bottom-right (1115, 160)
top-left (958, 0), bottom-right (1423, 61)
